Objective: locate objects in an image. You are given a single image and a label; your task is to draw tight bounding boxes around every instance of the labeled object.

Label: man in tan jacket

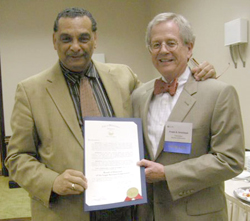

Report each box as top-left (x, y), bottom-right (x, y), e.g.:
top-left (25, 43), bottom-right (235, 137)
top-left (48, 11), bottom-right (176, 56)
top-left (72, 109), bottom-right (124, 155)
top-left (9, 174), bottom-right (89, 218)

top-left (133, 12), bottom-right (245, 221)
top-left (5, 8), bottom-right (216, 221)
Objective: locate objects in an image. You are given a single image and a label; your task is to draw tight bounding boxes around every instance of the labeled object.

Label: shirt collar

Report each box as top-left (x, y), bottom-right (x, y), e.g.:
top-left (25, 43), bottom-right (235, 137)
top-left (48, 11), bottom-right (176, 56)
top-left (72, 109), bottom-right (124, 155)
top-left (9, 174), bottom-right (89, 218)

top-left (60, 61), bottom-right (97, 84)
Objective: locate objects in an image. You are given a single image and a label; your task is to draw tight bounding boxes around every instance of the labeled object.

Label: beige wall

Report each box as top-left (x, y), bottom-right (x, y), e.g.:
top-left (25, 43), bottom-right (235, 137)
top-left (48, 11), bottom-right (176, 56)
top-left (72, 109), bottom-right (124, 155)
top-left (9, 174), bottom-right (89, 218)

top-left (149, 0), bottom-right (250, 148)
top-left (1, 0), bottom-right (250, 148)
top-left (0, 0), bottom-right (153, 135)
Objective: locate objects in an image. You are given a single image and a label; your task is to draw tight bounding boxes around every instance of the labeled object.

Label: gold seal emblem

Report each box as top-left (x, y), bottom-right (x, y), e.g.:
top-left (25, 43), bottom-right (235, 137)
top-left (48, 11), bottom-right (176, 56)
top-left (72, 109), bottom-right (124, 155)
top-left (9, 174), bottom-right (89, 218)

top-left (127, 187), bottom-right (139, 198)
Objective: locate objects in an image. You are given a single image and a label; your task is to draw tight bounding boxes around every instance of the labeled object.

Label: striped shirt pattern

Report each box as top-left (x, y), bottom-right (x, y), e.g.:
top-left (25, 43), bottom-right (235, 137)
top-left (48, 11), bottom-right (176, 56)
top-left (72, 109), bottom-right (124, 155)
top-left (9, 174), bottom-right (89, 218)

top-left (60, 61), bottom-right (115, 129)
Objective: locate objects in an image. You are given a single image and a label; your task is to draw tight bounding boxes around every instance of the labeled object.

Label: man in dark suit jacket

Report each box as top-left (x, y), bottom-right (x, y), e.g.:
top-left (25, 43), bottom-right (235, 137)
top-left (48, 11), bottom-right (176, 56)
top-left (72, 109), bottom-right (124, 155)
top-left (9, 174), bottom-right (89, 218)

top-left (5, 8), bottom-right (217, 221)
top-left (133, 12), bottom-right (244, 221)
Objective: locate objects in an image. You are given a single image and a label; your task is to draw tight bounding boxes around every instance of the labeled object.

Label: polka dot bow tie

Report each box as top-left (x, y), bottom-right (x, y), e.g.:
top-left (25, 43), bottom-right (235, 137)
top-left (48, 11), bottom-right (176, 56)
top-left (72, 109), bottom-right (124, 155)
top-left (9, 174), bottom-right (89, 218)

top-left (153, 78), bottom-right (178, 96)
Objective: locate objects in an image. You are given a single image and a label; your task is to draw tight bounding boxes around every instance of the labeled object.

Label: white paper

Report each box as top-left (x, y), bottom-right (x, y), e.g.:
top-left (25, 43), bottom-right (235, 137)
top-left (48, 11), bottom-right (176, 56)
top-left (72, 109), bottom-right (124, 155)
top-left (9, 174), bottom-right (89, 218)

top-left (165, 121), bottom-right (193, 143)
top-left (84, 120), bottom-right (142, 207)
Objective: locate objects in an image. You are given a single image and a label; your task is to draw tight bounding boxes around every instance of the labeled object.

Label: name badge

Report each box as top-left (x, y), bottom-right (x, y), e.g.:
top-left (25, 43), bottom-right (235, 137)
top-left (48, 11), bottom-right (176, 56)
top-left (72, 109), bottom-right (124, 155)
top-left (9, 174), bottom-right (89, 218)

top-left (164, 122), bottom-right (192, 154)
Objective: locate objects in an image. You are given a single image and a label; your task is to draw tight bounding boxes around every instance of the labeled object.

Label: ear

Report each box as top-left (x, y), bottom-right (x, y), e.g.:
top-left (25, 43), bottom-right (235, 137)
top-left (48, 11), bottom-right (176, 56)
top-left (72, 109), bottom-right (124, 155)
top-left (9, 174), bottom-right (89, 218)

top-left (93, 32), bottom-right (97, 49)
top-left (53, 33), bottom-right (57, 50)
top-left (148, 47), bottom-right (152, 54)
top-left (186, 42), bottom-right (194, 60)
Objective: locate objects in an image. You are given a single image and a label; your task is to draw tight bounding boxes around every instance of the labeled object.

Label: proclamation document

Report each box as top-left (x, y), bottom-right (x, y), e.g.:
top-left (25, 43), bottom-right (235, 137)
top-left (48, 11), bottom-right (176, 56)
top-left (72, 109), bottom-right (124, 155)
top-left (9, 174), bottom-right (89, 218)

top-left (83, 117), bottom-right (147, 211)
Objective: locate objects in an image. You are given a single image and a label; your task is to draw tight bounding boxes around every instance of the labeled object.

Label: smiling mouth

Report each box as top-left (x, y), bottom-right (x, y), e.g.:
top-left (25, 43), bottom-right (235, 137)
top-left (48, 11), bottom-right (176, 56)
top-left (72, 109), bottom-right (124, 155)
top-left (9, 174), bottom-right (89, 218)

top-left (158, 58), bottom-right (174, 63)
top-left (69, 52), bottom-right (89, 59)
top-left (70, 55), bottom-right (83, 58)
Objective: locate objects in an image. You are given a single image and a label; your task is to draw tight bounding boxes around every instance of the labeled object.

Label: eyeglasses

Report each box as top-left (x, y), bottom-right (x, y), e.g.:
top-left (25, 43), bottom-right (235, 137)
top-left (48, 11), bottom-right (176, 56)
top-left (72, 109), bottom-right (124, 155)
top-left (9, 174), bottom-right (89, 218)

top-left (190, 58), bottom-right (230, 79)
top-left (149, 40), bottom-right (178, 53)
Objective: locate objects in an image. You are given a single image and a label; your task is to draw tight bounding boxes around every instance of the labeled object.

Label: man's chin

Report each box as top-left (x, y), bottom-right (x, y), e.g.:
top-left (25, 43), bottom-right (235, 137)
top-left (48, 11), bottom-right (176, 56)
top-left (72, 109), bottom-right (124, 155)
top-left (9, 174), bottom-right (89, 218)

top-left (66, 61), bottom-right (91, 73)
top-left (157, 67), bottom-right (174, 76)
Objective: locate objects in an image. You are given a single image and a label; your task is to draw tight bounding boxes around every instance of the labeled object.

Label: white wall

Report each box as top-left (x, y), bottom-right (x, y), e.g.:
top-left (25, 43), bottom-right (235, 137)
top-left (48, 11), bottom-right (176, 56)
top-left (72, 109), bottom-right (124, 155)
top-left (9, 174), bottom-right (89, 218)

top-left (0, 0), bottom-right (153, 135)
top-left (149, 0), bottom-right (250, 148)
top-left (1, 0), bottom-right (250, 149)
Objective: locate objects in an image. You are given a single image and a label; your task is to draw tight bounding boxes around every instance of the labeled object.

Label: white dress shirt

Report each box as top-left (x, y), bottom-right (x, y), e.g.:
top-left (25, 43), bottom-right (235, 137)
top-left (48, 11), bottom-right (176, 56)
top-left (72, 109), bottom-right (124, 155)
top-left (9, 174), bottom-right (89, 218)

top-left (147, 67), bottom-right (191, 157)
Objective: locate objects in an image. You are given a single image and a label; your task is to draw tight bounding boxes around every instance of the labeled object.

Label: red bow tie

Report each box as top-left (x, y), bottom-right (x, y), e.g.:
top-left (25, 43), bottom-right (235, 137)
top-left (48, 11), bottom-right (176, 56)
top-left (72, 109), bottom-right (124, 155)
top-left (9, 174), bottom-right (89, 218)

top-left (154, 78), bottom-right (178, 96)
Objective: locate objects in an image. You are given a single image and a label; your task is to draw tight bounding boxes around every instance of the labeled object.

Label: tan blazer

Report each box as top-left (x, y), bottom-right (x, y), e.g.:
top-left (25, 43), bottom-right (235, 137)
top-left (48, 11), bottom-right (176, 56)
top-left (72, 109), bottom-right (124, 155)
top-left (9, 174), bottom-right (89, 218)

top-left (5, 61), bottom-right (141, 221)
top-left (132, 74), bottom-right (245, 221)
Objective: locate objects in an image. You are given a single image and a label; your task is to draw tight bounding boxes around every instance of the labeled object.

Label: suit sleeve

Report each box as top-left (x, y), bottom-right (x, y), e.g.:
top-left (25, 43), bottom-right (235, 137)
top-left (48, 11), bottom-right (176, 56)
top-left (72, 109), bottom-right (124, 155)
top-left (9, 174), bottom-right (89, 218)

top-left (5, 83), bottom-right (59, 208)
top-left (164, 84), bottom-right (245, 201)
top-left (127, 65), bottom-right (142, 91)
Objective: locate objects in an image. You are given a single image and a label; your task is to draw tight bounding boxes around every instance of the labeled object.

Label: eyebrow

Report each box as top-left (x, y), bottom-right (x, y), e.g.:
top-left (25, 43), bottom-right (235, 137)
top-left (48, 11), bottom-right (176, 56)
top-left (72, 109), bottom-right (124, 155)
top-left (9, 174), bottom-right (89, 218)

top-left (79, 33), bottom-right (91, 38)
top-left (151, 38), bottom-right (178, 42)
top-left (59, 32), bottom-right (91, 37)
top-left (60, 33), bottom-right (70, 37)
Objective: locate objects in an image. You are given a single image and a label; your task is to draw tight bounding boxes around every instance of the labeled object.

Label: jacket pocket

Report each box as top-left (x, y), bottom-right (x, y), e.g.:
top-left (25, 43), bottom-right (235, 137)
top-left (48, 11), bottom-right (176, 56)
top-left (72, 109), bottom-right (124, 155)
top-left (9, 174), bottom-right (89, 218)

top-left (186, 185), bottom-right (225, 215)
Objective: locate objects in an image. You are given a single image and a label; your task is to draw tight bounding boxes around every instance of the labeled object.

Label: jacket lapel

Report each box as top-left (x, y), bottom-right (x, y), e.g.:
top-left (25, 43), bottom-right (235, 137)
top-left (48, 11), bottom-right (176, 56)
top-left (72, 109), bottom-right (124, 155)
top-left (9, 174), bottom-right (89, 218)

top-left (138, 81), bottom-right (156, 161)
top-left (154, 75), bottom-right (197, 160)
top-left (93, 61), bottom-right (124, 117)
top-left (46, 63), bottom-right (83, 148)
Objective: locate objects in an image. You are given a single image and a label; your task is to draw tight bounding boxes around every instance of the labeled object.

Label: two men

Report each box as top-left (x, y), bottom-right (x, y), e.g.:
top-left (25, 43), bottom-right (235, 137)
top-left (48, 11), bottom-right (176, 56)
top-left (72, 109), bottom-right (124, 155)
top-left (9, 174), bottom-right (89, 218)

top-left (133, 13), bottom-right (244, 220)
top-left (6, 7), bottom-right (216, 221)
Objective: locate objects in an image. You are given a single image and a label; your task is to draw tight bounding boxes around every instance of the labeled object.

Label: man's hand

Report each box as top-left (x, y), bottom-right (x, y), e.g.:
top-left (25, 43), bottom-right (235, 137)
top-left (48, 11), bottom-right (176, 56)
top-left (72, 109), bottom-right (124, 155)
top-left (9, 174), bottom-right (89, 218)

top-left (137, 159), bottom-right (165, 183)
top-left (191, 61), bottom-right (216, 81)
top-left (52, 169), bottom-right (87, 195)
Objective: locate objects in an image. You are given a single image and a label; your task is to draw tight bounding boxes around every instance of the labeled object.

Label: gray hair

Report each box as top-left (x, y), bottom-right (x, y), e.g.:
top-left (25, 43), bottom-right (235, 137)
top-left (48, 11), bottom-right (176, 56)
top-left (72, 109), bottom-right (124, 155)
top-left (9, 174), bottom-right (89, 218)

top-left (145, 12), bottom-right (195, 49)
top-left (54, 7), bottom-right (97, 32)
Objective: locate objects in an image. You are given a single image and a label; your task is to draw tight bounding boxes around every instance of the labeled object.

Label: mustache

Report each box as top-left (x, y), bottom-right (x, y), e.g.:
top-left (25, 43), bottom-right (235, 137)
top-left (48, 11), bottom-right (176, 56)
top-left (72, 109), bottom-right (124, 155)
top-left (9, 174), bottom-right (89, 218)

top-left (67, 52), bottom-right (89, 58)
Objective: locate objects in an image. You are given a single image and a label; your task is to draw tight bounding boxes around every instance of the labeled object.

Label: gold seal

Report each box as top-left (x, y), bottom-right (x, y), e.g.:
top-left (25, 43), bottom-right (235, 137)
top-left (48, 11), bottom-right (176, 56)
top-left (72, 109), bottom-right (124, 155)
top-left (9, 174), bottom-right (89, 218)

top-left (127, 187), bottom-right (139, 198)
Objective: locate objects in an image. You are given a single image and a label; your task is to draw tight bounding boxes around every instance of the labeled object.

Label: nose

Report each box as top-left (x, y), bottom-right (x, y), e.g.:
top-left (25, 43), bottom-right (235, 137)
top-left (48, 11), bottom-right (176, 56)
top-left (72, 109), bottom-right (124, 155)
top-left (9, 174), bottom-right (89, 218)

top-left (159, 42), bottom-right (170, 52)
top-left (70, 40), bottom-right (81, 52)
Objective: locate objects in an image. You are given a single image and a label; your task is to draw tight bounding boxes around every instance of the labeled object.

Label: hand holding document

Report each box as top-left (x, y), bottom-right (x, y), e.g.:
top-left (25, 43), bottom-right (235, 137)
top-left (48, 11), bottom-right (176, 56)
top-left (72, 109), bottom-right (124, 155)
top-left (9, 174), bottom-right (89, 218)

top-left (83, 117), bottom-right (147, 211)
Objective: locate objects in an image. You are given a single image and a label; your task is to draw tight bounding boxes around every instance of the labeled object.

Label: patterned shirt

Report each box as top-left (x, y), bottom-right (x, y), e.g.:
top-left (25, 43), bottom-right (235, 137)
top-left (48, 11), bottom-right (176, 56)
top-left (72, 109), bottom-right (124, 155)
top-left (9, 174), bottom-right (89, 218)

top-left (60, 61), bottom-right (115, 129)
top-left (60, 61), bottom-right (132, 220)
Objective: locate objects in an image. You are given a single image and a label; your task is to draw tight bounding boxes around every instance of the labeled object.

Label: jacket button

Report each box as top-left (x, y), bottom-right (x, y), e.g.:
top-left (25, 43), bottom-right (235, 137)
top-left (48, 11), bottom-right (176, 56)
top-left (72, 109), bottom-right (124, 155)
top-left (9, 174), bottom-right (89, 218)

top-left (179, 192), bottom-right (184, 196)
